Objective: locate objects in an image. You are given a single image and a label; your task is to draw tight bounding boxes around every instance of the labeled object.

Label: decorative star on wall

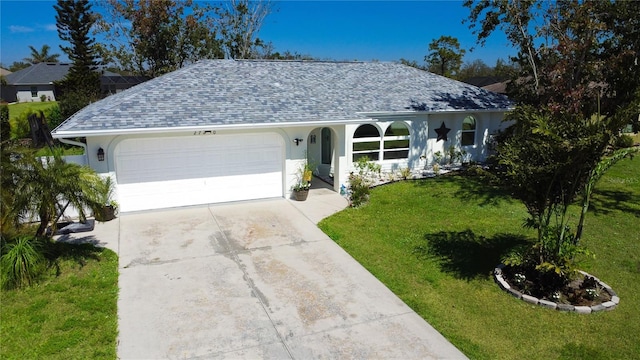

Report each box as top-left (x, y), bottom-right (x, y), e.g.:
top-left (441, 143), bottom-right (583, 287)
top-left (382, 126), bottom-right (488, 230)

top-left (435, 122), bottom-right (451, 142)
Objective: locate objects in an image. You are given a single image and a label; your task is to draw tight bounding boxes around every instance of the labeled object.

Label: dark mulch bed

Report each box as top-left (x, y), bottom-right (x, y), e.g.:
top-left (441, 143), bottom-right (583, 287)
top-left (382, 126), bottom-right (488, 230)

top-left (502, 265), bottom-right (612, 306)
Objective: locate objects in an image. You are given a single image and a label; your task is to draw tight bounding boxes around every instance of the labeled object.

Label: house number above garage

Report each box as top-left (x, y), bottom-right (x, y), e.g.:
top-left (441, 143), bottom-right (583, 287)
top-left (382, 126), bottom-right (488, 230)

top-left (193, 130), bottom-right (216, 135)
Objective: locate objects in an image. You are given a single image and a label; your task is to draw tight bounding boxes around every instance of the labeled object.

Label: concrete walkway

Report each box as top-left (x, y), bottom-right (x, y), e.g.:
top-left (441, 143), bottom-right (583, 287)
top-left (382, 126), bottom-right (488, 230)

top-left (59, 188), bottom-right (467, 359)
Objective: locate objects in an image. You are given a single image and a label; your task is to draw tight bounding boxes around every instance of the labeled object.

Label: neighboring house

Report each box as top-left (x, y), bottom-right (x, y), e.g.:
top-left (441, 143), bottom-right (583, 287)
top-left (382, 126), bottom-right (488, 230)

top-left (0, 62), bottom-right (148, 103)
top-left (52, 60), bottom-right (513, 212)
top-left (0, 68), bottom-right (11, 76)
top-left (463, 76), bottom-right (508, 94)
top-left (481, 81), bottom-right (508, 94)
top-left (101, 73), bottom-right (150, 96)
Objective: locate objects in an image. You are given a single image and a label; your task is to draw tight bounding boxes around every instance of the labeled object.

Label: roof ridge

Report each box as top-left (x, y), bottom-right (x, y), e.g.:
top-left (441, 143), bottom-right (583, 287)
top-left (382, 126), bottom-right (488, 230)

top-left (200, 59), bottom-right (399, 65)
top-left (8, 64), bottom-right (37, 83)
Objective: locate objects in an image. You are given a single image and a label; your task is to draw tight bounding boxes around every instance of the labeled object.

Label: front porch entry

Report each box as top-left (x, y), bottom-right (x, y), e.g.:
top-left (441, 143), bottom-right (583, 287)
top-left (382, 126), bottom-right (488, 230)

top-left (308, 127), bottom-right (336, 186)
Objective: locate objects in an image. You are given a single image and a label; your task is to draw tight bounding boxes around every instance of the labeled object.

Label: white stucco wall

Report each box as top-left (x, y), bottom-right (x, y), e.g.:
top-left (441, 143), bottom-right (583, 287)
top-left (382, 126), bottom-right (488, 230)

top-left (71, 111), bottom-right (510, 211)
top-left (85, 127), bottom-right (323, 206)
top-left (15, 85), bottom-right (56, 102)
top-left (344, 111), bottom-right (511, 175)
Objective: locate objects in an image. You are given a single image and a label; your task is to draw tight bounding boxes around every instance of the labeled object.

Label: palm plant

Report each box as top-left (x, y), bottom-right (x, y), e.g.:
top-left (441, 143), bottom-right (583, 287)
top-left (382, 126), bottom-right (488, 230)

top-left (3, 146), bottom-right (107, 237)
top-left (0, 142), bottom-right (29, 236)
top-left (23, 45), bottom-right (60, 64)
top-left (1, 144), bottom-right (109, 289)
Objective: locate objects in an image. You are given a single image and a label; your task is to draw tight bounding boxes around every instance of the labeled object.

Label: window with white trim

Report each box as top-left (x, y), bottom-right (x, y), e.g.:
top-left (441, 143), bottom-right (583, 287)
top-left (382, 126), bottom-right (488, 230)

top-left (383, 121), bottom-right (410, 160)
top-left (461, 116), bottom-right (476, 146)
top-left (352, 124), bottom-right (380, 161)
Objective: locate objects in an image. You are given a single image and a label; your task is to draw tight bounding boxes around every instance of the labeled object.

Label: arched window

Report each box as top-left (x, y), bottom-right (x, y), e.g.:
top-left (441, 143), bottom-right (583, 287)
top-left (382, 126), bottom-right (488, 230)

top-left (383, 122), bottom-right (410, 160)
top-left (352, 124), bottom-right (380, 161)
top-left (461, 116), bottom-right (476, 146)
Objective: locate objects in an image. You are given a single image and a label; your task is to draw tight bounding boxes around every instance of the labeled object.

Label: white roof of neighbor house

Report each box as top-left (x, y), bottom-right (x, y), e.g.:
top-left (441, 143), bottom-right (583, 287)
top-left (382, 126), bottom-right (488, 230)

top-left (53, 60), bottom-right (512, 137)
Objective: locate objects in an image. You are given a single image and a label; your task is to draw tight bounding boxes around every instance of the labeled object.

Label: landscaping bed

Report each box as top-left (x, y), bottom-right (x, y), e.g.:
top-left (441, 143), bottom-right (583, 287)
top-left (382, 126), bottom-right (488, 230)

top-left (495, 265), bottom-right (618, 313)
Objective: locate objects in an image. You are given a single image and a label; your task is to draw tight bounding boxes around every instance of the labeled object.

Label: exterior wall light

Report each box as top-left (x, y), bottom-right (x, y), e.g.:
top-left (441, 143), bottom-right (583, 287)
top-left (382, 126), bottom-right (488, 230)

top-left (97, 147), bottom-right (105, 161)
top-left (293, 138), bottom-right (303, 146)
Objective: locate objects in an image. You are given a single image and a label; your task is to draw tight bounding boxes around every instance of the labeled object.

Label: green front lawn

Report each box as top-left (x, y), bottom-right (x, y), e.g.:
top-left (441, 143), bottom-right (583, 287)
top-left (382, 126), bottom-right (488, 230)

top-left (0, 244), bottom-right (118, 359)
top-left (8, 101), bottom-right (59, 121)
top-left (319, 158), bottom-right (640, 359)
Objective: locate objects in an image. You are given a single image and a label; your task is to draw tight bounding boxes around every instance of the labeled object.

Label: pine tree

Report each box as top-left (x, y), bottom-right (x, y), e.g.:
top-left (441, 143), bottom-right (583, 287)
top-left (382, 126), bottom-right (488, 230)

top-left (54, 0), bottom-right (101, 118)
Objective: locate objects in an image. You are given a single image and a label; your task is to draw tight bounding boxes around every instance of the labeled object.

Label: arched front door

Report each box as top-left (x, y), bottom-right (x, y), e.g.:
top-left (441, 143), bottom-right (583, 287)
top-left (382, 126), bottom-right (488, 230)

top-left (321, 127), bottom-right (332, 165)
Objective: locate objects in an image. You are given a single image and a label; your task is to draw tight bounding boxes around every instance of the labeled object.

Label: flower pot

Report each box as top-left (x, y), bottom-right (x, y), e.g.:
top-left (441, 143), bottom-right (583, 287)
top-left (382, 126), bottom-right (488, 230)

top-left (96, 205), bottom-right (116, 221)
top-left (294, 189), bottom-right (309, 201)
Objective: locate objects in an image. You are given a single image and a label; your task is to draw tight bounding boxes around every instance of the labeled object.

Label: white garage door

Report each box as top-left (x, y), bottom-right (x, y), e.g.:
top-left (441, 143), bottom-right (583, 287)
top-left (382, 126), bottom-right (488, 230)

top-left (115, 133), bottom-right (283, 212)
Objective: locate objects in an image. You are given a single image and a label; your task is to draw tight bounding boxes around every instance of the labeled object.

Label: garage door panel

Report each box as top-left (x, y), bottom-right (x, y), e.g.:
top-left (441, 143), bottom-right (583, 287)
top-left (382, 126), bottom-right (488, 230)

top-left (118, 145), bottom-right (281, 183)
top-left (115, 133), bottom-right (284, 211)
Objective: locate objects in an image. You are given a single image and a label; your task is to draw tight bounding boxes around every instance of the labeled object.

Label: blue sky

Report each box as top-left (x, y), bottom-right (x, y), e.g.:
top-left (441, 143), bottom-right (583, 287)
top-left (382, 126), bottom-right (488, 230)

top-left (1, 0), bottom-right (515, 68)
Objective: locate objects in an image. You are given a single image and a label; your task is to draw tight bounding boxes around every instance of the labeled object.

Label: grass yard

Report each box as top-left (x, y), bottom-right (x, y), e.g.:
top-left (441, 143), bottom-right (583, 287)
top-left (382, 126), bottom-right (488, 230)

top-left (319, 157), bottom-right (640, 360)
top-left (0, 243), bottom-right (118, 359)
top-left (8, 101), bottom-right (59, 121)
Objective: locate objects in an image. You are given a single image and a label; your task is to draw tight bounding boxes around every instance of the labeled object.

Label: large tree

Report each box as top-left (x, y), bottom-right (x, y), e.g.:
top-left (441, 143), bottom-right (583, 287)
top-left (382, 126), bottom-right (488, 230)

top-left (95, 0), bottom-right (224, 77)
top-left (466, 0), bottom-right (639, 121)
top-left (398, 58), bottom-right (427, 71)
top-left (23, 45), bottom-right (60, 64)
top-left (54, 0), bottom-right (101, 118)
top-left (465, 0), bottom-right (640, 282)
top-left (457, 59), bottom-right (493, 80)
top-left (215, 0), bottom-right (272, 59)
top-left (94, 0), bottom-right (273, 76)
top-left (425, 35), bottom-right (466, 78)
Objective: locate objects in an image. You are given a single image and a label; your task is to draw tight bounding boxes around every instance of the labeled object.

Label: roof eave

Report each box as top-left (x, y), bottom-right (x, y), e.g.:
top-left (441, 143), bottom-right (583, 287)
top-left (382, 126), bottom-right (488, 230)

top-left (52, 118), bottom-right (374, 138)
top-left (358, 107), bottom-right (514, 117)
top-left (8, 82), bottom-right (56, 85)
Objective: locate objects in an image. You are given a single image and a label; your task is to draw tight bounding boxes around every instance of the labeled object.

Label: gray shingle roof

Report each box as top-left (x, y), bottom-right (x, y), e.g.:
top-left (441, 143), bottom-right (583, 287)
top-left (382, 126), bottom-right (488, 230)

top-left (4, 62), bottom-right (133, 85)
top-left (4, 62), bottom-right (72, 84)
top-left (53, 60), bottom-right (512, 136)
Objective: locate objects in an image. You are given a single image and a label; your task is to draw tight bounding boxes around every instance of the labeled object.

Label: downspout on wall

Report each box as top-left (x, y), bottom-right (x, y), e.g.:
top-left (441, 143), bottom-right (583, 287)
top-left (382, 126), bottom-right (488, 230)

top-left (58, 137), bottom-right (88, 166)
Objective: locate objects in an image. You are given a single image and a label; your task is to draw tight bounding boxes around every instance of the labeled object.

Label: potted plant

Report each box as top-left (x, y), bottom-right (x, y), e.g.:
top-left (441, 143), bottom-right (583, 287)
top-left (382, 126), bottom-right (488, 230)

top-left (95, 177), bottom-right (118, 221)
top-left (98, 199), bottom-right (118, 221)
top-left (292, 181), bottom-right (311, 201)
top-left (292, 156), bottom-right (314, 201)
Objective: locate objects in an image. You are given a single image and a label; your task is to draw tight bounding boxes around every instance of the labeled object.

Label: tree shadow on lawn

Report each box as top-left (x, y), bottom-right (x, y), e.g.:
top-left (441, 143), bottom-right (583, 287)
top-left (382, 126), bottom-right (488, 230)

top-left (414, 229), bottom-right (532, 280)
top-left (45, 236), bottom-right (104, 275)
top-left (412, 170), bottom-right (514, 207)
top-left (588, 188), bottom-right (640, 218)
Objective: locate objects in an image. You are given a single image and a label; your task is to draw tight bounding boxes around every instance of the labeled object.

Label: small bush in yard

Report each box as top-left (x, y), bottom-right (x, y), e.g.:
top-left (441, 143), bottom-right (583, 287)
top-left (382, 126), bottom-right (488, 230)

top-left (0, 236), bottom-right (46, 289)
top-left (614, 134), bottom-right (634, 149)
top-left (349, 156), bottom-right (380, 207)
top-left (9, 109), bottom-right (33, 139)
top-left (0, 104), bottom-right (9, 141)
top-left (348, 172), bottom-right (370, 207)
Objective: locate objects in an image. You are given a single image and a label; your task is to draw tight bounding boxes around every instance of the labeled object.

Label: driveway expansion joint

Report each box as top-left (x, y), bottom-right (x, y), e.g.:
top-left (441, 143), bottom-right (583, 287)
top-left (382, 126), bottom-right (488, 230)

top-left (207, 206), bottom-right (296, 359)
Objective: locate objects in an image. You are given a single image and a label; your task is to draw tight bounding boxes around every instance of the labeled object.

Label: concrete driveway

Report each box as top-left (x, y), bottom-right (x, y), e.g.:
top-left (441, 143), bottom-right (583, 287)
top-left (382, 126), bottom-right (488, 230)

top-left (97, 190), bottom-right (467, 359)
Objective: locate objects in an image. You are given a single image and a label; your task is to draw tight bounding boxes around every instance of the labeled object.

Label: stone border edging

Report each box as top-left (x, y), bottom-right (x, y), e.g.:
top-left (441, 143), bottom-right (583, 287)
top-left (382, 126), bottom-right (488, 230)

top-left (493, 264), bottom-right (619, 313)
